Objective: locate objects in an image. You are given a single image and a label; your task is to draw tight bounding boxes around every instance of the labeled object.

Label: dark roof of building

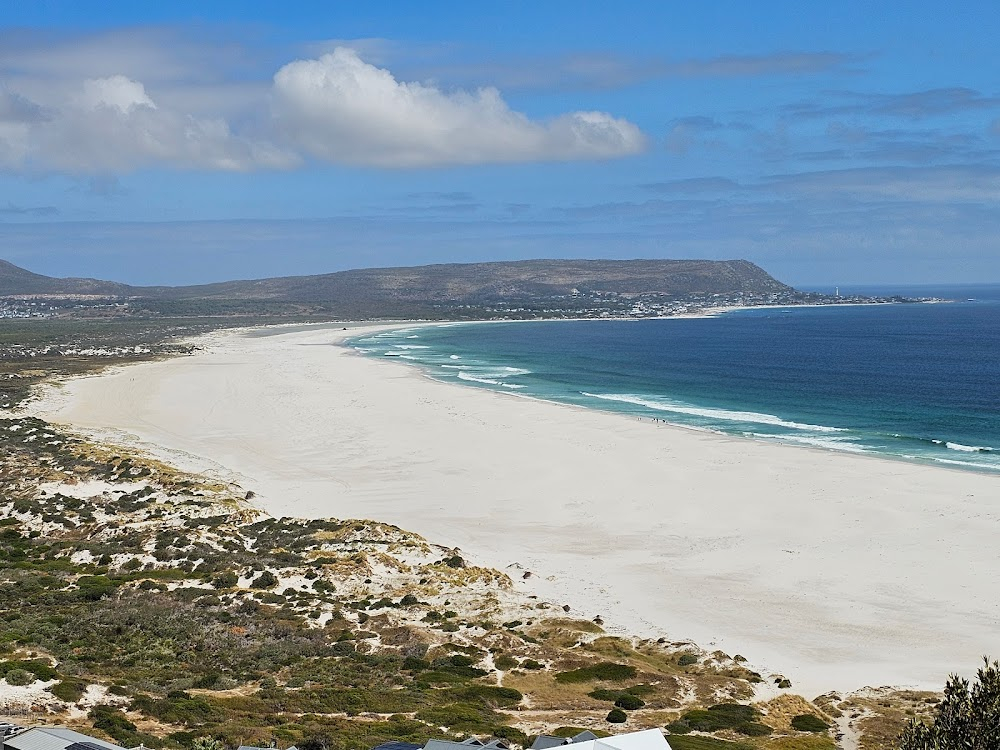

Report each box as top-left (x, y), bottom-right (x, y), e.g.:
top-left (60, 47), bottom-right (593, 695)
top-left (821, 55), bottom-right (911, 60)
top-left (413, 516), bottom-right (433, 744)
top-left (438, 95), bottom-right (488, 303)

top-left (423, 739), bottom-right (509, 750)
top-left (2, 728), bottom-right (123, 750)
top-left (529, 738), bottom-right (567, 750)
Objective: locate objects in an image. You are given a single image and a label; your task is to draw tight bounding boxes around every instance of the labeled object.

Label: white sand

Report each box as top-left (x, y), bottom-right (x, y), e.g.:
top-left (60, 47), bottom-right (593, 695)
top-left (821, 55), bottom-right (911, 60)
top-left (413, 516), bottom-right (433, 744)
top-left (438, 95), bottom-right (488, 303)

top-left (31, 322), bottom-right (1000, 696)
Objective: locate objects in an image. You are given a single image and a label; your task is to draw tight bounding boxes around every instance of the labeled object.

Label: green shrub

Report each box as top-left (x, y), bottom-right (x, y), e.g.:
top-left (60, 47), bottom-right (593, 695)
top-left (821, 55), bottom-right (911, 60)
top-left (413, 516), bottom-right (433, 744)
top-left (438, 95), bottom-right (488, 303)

top-left (682, 704), bottom-right (758, 732)
top-left (555, 662), bottom-right (638, 683)
top-left (0, 659), bottom-right (57, 681)
top-left (51, 679), bottom-right (87, 702)
top-left (4, 668), bottom-right (32, 686)
top-left (522, 658), bottom-right (544, 670)
top-left (494, 654), bottom-right (518, 670)
top-left (211, 571), bottom-right (238, 589)
top-left (493, 726), bottom-right (529, 746)
top-left (402, 656), bottom-right (429, 671)
top-left (736, 722), bottom-right (772, 736)
top-left (606, 708), bottom-right (628, 723)
top-left (77, 575), bottom-right (119, 600)
top-left (898, 657), bottom-right (1000, 749)
top-left (90, 705), bottom-right (137, 739)
top-left (665, 720), bottom-right (692, 734)
top-left (615, 693), bottom-right (645, 710)
top-left (251, 571), bottom-right (278, 589)
top-left (589, 688), bottom-right (620, 701)
top-left (790, 714), bottom-right (829, 732)
top-left (677, 653), bottom-right (699, 666)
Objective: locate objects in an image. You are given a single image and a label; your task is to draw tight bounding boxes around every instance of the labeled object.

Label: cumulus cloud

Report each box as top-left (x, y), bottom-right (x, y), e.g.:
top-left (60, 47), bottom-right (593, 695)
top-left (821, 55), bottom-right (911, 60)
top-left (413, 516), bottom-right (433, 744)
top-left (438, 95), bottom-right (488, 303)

top-left (271, 48), bottom-right (645, 167)
top-left (0, 74), bottom-right (296, 173)
top-left (0, 41), bottom-right (644, 174)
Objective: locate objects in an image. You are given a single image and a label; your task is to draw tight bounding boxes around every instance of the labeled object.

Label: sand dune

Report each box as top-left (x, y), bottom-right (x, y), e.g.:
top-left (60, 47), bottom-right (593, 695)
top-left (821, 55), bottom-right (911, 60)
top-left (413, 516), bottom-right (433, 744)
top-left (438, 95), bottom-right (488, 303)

top-left (32, 322), bottom-right (1000, 696)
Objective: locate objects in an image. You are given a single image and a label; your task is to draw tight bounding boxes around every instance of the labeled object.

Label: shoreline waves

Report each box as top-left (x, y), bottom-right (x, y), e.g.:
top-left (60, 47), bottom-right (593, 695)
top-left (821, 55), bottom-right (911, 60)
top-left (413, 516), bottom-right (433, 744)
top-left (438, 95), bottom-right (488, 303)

top-left (348, 306), bottom-right (1000, 474)
top-left (29, 321), bottom-right (1000, 697)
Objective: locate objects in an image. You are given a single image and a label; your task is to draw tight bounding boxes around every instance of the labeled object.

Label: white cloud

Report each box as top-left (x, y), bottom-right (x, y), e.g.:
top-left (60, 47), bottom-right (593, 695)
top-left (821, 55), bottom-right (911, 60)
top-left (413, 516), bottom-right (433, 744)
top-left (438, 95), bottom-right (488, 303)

top-left (0, 75), bottom-right (296, 173)
top-left (0, 41), bottom-right (644, 174)
top-left (272, 47), bottom-right (645, 167)
top-left (80, 75), bottom-right (156, 112)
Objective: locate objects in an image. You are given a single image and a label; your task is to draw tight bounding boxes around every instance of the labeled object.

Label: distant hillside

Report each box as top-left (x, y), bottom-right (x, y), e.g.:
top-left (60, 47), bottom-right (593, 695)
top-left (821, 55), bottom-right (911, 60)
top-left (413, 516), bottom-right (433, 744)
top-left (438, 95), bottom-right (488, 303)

top-left (151, 258), bottom-right (790, 300)
top-left (0, 258), bottom-right (797, 318)
top-left (0, 259), bottom-right (130, 297)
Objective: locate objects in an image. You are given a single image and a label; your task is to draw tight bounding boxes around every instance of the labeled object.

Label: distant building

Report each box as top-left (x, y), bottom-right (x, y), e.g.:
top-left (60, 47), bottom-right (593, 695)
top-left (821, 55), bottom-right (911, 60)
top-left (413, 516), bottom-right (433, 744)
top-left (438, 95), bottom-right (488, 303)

top-left (371, 729), bottom-right (670, 750)
top-left (529, 730), bottom-right (670, 750)
top-left (1, 726), bottom-right (125, 750)
top-left (424, 739), bottom-right (509, 750)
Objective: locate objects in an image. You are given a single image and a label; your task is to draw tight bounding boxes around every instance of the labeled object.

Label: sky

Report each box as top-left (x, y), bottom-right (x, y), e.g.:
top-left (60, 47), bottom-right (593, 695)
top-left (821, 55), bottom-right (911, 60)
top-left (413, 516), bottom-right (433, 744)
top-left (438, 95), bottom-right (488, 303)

top-left (1, 1), bottom-right (999, 287)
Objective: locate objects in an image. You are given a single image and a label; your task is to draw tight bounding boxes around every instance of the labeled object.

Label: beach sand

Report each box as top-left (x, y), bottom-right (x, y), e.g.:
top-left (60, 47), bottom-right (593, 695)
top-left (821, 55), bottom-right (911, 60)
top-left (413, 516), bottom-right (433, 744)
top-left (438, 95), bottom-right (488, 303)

top-left (31, 322), bottom-right (1000, 696)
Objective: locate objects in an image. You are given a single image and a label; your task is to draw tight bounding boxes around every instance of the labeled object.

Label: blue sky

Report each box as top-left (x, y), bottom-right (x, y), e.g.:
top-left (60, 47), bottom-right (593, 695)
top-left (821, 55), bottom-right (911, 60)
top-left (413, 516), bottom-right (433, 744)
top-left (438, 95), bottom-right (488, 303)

top-left (1, 1), bottom-right (998, 286)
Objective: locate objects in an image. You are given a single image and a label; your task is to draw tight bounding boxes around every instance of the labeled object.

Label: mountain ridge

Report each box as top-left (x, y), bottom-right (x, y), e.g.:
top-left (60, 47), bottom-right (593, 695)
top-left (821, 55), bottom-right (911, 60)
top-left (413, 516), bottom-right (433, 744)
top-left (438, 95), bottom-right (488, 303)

top-left (0, 257), bottom-right (792, 301)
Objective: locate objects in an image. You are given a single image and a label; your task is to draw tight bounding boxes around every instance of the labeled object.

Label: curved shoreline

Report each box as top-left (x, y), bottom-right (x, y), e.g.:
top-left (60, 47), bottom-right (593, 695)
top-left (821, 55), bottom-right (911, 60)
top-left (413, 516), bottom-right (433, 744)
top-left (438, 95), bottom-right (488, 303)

top-left (349, 318), bottom-right (1000, 477)
top-left (29, 321), bottom-right (1000, 697)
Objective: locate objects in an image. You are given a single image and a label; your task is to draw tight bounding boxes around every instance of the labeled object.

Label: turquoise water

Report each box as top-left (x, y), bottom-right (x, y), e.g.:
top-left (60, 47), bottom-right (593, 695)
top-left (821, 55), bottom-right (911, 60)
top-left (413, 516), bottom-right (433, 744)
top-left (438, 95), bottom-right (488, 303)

top-left (349, 286), bottom-right (1000, 473)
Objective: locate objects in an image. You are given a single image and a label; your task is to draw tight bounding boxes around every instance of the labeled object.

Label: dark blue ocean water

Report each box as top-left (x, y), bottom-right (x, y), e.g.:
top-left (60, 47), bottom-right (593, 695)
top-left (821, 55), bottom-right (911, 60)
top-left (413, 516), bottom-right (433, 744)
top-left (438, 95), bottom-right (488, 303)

top-left (350, 285), bottom-right (1000, 473)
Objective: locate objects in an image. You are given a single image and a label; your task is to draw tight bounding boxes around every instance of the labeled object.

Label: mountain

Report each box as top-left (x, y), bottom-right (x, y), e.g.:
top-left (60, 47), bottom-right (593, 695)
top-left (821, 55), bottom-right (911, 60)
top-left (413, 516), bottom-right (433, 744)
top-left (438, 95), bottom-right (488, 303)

top-left (0, 258), bottom-right (796, 318)
top-left (150, 258), bottom-right (790, 300)
top-left (0, 259), bottom-right (130, 297)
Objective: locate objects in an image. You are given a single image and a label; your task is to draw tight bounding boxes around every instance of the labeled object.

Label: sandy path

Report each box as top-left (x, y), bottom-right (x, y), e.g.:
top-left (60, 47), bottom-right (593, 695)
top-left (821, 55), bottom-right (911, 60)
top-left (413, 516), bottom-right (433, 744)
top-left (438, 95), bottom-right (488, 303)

top-left (31, 322), bottom-right (1000, 696)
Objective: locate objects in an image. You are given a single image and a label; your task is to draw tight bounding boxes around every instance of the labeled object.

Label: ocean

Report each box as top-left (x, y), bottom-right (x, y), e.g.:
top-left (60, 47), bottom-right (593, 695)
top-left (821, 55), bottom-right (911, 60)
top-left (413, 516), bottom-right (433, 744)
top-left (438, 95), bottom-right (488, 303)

top-left (350, 284), bottom-right (1000, 474)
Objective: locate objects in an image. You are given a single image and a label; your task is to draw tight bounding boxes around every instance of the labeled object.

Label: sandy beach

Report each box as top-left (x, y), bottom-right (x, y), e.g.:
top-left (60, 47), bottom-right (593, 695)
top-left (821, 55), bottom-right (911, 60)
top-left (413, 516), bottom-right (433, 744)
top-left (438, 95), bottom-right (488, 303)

top-left (30, 322), bottom-right (1000, 697)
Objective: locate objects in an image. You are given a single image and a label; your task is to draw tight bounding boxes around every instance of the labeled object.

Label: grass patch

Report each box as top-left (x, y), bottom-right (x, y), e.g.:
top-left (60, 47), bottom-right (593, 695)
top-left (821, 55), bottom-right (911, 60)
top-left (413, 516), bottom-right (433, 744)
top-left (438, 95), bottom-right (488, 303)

top-left (555, 662), bottom-right (637, 683)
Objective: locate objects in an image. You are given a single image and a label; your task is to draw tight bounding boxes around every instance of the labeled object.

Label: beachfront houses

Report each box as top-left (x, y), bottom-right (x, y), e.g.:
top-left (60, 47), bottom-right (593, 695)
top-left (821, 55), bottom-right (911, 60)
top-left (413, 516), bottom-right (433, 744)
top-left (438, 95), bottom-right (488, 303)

top-left (0, 726), bottom-right (671, 750)
top-left (0, 726), bottom-right (127, 750)
top-left (374, 730), bottom-right (671, 750)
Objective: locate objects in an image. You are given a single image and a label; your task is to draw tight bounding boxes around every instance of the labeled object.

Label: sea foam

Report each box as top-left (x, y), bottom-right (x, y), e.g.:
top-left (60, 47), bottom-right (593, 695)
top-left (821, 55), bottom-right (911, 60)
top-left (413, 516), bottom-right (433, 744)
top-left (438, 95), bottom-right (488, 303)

top-left (582, 392), bottom-right (843, 432)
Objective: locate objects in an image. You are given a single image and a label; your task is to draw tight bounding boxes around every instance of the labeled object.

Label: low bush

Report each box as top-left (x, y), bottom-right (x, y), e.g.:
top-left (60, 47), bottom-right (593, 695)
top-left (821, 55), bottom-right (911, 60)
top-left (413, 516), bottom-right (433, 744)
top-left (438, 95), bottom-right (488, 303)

top-left (736, 722), bottom-right (773, 736)
top-left (251, 571), bottom-right (278, 589)
top-left (665, 720), bottom-right (692, 734)
top-left (790, 714), bottom-right (829, 732)
top-left (493, 726), bottom-right (529, 746)
top-left (51, 679), bottom-right (86, 702)
top-left (494, 654), bottom-right (518, 670)
top-left (682, 704), bottom-right (758, 732)
top-left (555, 662), bottom-right (638, 683)
top-left (614, 694), bottom-right (645, 710)
top-left (677, 653), bottom-right (699, 666)
top-left (4, 668), bottom-right (32, 686)
top-left (0, 659), bottom-right (58, 681)
top-left (212, 571), bottom-right (238, 589)
top-left (606, 708), bottom-right (627, 723)
top-left (76, 575), bottom-right (119, 601)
